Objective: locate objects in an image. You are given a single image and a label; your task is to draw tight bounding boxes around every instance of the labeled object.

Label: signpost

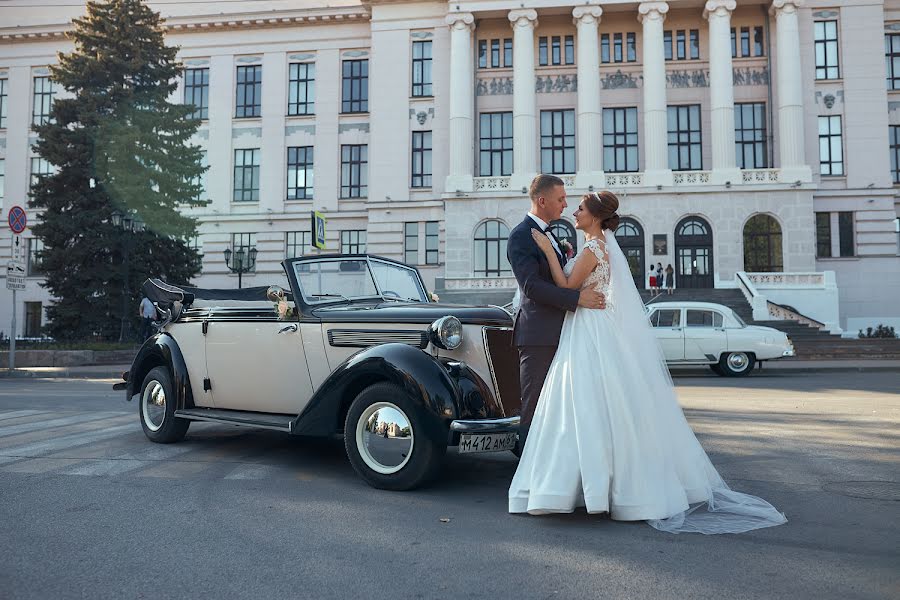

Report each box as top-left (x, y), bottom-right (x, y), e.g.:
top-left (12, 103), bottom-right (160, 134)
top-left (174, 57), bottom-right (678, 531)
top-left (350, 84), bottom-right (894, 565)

top-left (311, 210), bottom-right (327, 251)
top-left (6, 206), bottom-right (27, 372)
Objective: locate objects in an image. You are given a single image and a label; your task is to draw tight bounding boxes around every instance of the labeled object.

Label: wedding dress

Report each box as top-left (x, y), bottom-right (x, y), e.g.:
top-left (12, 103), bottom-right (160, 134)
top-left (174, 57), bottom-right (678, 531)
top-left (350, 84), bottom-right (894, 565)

top-left (508, 232), bottom-right (787, 534)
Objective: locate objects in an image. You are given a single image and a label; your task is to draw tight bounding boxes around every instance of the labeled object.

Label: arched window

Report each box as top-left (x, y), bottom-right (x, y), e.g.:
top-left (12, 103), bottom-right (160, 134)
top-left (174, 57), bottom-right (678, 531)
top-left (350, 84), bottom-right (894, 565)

top-left (743, 214), bottom-right (783, 272)
top-left (675, 216), bottom-right (714, 288)
top-left (678, 218), bottom-right (710, 237)
top-left (549, 219), bottom-right (576, 248)
top-left (615, 218), bottom-right (645, 289)
top-left (474, 220), bottom-right (512, 277)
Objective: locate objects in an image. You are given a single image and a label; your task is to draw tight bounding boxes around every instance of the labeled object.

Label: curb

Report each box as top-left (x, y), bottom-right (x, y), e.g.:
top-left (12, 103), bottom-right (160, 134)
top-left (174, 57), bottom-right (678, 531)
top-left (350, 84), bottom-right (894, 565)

top-left (0, 367), bottom-right (127, 380)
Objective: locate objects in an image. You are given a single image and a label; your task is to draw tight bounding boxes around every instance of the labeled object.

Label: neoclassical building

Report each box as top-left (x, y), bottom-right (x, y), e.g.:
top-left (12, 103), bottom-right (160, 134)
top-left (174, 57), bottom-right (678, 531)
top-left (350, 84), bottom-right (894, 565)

top-left (0, 0), bottom-right (899, 338)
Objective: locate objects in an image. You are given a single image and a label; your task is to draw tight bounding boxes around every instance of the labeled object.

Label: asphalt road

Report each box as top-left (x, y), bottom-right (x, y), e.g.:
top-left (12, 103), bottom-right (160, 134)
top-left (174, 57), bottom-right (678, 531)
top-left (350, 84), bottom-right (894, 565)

top-left (0, 372), bottom-right (897, 600)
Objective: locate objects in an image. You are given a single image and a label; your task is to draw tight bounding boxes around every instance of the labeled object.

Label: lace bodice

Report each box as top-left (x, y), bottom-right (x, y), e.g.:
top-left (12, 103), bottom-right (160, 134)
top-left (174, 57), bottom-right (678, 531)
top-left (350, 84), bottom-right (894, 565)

top-left (565, 238), bottom-right (610, 296)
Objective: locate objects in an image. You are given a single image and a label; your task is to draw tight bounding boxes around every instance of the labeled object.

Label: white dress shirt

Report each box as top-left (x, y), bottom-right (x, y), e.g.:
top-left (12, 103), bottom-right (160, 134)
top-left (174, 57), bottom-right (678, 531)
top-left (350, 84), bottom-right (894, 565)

top-left (527, 212), bottom-right (563, 259)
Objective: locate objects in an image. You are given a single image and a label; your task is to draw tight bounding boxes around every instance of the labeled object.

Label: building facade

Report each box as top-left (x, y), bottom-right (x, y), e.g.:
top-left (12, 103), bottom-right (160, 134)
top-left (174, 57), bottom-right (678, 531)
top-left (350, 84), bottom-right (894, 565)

top-left (0, 0), bottom-right (898, 339)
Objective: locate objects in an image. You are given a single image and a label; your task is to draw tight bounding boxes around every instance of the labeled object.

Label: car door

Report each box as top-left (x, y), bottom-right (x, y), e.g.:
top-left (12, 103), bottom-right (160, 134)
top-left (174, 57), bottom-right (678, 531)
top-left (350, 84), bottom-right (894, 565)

top-left (204, 314), bottom-right (315, 415)
top-left (683, 309), bottom-right (728, 362)
top-left (650, 308), bottom-right (684, 360)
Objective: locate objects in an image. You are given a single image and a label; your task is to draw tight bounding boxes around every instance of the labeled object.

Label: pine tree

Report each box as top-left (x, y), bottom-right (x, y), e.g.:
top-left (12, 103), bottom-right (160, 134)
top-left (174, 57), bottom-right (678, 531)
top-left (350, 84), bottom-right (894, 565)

top-left (31, 0), bottom-right (204, 341)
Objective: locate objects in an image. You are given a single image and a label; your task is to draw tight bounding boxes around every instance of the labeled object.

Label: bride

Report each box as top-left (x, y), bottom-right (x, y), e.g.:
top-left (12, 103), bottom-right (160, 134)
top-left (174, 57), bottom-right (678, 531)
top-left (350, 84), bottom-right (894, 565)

top-left (508, 191), bottom-right (787, 534)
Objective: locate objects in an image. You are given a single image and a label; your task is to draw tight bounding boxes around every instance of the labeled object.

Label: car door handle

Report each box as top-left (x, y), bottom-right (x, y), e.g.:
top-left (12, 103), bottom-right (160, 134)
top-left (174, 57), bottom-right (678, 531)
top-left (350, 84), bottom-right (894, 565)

top-left (278, 324), bottom-right (298, 334)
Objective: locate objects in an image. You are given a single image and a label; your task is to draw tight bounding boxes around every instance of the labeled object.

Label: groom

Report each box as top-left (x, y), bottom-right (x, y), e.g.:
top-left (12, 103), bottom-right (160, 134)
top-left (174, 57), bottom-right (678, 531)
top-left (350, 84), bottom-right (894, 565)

top-left (507, 174), bottom-right (606, 451)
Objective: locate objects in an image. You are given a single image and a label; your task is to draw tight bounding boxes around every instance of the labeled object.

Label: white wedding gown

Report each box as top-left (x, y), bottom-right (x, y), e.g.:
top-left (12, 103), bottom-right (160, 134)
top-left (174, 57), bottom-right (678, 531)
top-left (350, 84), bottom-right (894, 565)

top-left (508, 233), bottom-right (787, 534)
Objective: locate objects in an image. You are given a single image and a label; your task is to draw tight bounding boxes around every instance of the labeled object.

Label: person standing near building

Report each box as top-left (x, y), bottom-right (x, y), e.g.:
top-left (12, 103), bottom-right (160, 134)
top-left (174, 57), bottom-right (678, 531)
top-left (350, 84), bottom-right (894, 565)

top-left (665, 264), bottom-right (675, 295)
top-left (656, 263), bottom-right (665, 296)
top-left (648, 266), bottom-right (658, 295)
top-left (139, 296), bottom-right (157, 341)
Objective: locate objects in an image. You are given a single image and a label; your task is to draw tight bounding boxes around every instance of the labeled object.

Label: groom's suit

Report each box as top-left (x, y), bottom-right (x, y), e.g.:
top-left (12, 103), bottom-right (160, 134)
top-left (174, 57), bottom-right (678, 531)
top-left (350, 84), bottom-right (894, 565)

top-left (507, 215), bottom-right (580, 440)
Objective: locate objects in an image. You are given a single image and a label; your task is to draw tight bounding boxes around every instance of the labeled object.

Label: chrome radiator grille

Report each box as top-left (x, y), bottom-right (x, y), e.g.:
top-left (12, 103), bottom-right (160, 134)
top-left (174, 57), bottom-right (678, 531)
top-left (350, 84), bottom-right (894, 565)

top-left (328, 329), bottom-right (429, 349)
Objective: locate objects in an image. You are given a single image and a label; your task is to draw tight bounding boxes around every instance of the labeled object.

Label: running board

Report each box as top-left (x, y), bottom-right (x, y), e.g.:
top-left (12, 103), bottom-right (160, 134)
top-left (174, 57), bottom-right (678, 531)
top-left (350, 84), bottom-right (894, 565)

top-left (174, 408), bottom-right (294, 433)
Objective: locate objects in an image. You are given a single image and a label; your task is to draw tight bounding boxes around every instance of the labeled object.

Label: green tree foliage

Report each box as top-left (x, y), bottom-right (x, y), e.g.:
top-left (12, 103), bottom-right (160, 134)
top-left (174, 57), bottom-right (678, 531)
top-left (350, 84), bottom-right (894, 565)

top-left (31, 0), bottom-right (205, 340)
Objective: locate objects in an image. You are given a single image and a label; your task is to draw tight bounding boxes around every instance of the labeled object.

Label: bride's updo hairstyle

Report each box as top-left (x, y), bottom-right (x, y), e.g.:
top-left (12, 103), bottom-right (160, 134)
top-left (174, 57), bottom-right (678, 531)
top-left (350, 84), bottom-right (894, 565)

top-left (583, 191), bottom-right (621, 231)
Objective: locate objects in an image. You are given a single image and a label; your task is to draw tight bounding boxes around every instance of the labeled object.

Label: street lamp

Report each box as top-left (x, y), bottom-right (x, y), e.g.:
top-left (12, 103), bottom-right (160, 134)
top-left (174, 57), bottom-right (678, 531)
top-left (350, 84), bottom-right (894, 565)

top-left (111, 209), bottom-right (145, 343)
top-left (223, 245), bottom-right (257, 289)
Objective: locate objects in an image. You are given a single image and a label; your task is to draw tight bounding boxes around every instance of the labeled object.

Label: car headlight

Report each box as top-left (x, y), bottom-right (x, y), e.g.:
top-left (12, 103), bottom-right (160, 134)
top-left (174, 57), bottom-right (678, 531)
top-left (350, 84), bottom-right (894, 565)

top-left (429, 316), bottom-right (463, 350)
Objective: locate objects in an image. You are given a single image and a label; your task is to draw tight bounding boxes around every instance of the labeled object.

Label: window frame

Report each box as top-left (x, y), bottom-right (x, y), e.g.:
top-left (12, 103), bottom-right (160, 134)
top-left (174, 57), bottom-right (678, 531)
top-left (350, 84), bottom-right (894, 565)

top-left (473, 220), bottom-right (511, 277)
top-left (425, 221), bottom-right (439, 265)
top-left (0, 77), bottom-right (7, 129)
top-left (341, 59), bottom-right (369, 114)
top-left (891, 124), bottom-right (900, 184)
top-left (340, 144), bottom-right (368, 198)
top-left (32, 75), bottom-right (55, 127)
top-left (814, 20), bottom-right (840, 80)
top-left (235, 64), bottom-right (262, 119)
top-left (886, 33), bottom-right (900, 90)
top-left (411, 40), bottom-right (432, 99)
top-left (815, 212), bottom-right (832, 258)
top-left (667, 104), bottom-right (703, 171)
top-left (232, 148), bottom-right (260, 202)
top-left (818, 115), bottom-right (844, 176)
top-left (404, 222), bottom-right (419, 265)
top-left (183, 67), bottom-right (209, 120)
top-left (603, 106), bottom-right (639, 173)
top-left (479, 112), bottom-right (514, 177)
top-left (838, 211), bottom-right (855, 257)
top-left (340, 229), bottom-right (367, 254)
top-left (231, 233), bottom-right (257, 272)
top-left (411, 131), bottom-right (433, 189)
top-left (286, 230), bottom-right (311, 259)
top-left (27, 237), bottom-right (44, 276)
top-left (735, 102), bottom-right (768, 169)
top-left (286, 146), bottom-right (314, 200)
top-left (540, 109), bottom-right (576, 175)
top-left (287, 62), bottom-right (315, 116)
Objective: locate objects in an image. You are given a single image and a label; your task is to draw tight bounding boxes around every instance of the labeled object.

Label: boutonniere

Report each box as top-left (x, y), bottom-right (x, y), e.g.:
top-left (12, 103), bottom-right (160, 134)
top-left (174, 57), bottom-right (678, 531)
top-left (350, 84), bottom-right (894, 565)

top-left (559, 239), bottom-right (575, 259)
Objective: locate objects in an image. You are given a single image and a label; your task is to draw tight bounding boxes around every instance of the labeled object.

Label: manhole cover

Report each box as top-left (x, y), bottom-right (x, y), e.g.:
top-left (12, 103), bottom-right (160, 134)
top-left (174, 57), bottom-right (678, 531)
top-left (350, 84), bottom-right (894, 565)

top-left (823, 481), bottom-right (900, 501)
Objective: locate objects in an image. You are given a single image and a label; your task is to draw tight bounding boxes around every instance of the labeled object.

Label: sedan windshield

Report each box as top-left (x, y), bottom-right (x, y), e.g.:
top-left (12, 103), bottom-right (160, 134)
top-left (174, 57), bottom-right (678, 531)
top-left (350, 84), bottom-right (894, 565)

top-left (293, 257), bottom-right (427, 304)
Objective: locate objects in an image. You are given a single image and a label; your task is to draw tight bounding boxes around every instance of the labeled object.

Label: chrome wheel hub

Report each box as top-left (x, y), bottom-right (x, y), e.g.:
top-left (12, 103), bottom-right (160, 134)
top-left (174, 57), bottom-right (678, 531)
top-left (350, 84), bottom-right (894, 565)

top-left (727, 353), bottom-right (749, 371)
top-left (142, 381), bottom-right (167, 432)
top-left (356, 402), bottom-right (414, 475)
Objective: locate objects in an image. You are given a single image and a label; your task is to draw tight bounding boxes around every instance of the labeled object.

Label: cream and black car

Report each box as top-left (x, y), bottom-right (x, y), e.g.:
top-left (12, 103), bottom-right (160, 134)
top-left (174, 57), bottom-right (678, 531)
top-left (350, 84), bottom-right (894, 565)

top-left (116, 255), bottom-right (521, 490)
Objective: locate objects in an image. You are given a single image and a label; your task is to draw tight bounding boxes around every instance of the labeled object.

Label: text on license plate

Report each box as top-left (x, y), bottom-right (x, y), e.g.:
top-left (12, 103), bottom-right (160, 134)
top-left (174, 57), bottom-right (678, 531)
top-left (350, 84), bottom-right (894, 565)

top-left (458, 432), bottom-right (517, 454)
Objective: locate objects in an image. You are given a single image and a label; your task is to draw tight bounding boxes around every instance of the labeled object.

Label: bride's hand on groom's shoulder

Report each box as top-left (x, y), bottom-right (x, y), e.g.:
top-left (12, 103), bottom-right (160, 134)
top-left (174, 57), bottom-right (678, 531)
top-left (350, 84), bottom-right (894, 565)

top-left (531, 229), bottom-right (553, 253)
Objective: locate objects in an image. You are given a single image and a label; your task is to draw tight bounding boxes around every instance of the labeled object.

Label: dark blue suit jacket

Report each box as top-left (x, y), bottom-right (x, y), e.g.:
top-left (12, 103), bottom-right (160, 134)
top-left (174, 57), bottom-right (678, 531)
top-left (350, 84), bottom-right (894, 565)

top-left (507, 216), bottom-right (579, 347)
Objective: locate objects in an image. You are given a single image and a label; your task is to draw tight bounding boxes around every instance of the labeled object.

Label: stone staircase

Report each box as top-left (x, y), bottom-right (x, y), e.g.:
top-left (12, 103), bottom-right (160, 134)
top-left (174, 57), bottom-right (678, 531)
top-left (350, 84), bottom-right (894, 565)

top-left (640, 288), bottom-right (900, 360)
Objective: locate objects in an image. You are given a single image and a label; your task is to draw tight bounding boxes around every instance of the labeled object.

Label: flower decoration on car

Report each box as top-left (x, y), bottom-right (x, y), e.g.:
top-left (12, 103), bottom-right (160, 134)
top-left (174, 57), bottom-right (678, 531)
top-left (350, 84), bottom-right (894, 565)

top-left (266, 285), bottom-right (295, 321)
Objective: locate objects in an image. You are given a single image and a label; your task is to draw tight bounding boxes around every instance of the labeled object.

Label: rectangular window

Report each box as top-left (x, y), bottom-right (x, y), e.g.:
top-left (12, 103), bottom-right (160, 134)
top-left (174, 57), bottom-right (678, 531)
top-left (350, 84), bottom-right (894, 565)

top-left (288, 62), bottom-right (315, 115)
top-left (731, 28), bottom-right (737, 58)
top-left (664, 30), bottom-right (673, 61)
top-left (191, 150), bottom-right (208, 202)
top-left (340, 144), bottom-right (368, 198)
top-left (838, 212), bottom-right (854, 257)
top-left (0, 77), bottom-right (7, 129)
top-left (341, 59), bottom-right (368, 113)
top-left (549, 36), bottom-right (559, 65)
top-left (676, 30), bottom-right (686, 60)
top-left (32, 76), bottom-right (55, 126)
top-left (231, 233), bottom-right (257, 271)
top-left (479, 112), bottom-right (513, 176)
top-left (815, 20), bottom-right (840, 80)
top-left (735, 103), bottom-right (768, 169)
top-left (613, 33), bottom-right (623, 63)
top-left (27, 238), bottom-right (43, 276)
top-left (183, 67), bottom-right (209, 120)
top-left (890, 125), bottom-right (900, 183)
top-left (689, 29), bottom-right (700, 59)
top-left (411, 42), bottom-right (432, 97)
top-left (189, 235), bottom-right (204, 258)
top-left (886, 34), bottom-right (900, 90)
top-left (404, 222), bottom-right (419, 264)
top-left (411, 131), bottom-right (432, 188)
top-left (478, 40), bottom-right (488, 69)
top-left (754, 26), bottom-right (765, 56)
top-left (286, 231), bottom-right (310, 259)
top-left (24, 302), bottom-right (42, 337)
top-left (504, 39), bottom-right (513, 67)
top-left (286, 146), bottom-right (314, 200)
top-left (235, 65), bottom-right (261, 118)
top-left (818, 115), bottom-right (843, 176)
top-left (815, 213), bottom-right (832, 258)
top-left (667, 105), bottom-right (702, 171)
top-left (491, 39), bottom-right (501, 68)
top-left (233, 149), bottom-right (260, 202)
top-left (341, 230), bottom-right (366, 254)
top-left (740, 27), bottom-right (751, 57)
top-left (425, 221), bottom-right (439, 265)
top-left (565, 35), bottom-right (575, 65)
top-left (539, 37), bottom-right (548, 66)
top-left (602, 107), bottom-right (639, 173)
top-left (30, 157), bottom-right (53, 191)
top-left (601, 34), bottom-right (610, 64)
top-left (540, 109), bottom-right (576, 174)
top-left (627, 33), bottom-right (637, 62)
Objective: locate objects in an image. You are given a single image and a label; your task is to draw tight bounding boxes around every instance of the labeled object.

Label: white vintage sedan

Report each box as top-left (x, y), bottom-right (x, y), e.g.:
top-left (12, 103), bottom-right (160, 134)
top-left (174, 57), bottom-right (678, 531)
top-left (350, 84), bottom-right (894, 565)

top-left (646, 301), bottom-right (795, 376)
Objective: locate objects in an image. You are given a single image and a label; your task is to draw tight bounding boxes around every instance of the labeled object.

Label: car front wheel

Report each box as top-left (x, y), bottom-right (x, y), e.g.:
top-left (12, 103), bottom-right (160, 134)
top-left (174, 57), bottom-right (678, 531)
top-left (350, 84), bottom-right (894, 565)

top-left (344, 382), bottom-right (445, 491)
top-left (139, 366), bottom-right (190, 443)
top-left (718, 352), bottom-right (755, 377)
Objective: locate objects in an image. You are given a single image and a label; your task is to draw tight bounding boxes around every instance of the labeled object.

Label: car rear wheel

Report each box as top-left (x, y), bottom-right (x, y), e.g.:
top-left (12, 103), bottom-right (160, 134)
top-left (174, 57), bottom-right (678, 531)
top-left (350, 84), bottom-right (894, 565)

top-left (139, 366), bottom-right (190, 443)
top-left (718, 352), bottom-right (755, 377)
top-left (344, 382), bottom-right (445, 491)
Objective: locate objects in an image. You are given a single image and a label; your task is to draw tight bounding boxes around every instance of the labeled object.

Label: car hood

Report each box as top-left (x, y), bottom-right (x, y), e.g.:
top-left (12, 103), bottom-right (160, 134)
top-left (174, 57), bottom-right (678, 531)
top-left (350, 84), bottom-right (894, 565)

top-left (310, 302), bottom-right (513, 326)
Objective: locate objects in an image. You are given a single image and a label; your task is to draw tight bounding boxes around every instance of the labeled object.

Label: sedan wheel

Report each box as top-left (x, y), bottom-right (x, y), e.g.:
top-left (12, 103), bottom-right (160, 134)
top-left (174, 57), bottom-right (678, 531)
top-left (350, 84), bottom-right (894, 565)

top-left (139, 366), bottom-right (190, 443)
top-left (718, 352), bottom-right (755, 377)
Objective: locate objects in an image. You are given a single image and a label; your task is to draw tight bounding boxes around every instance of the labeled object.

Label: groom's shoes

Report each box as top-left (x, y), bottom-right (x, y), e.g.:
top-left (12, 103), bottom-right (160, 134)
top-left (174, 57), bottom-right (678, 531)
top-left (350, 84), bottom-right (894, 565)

top-left (513, 427), bottom-right (528, 458)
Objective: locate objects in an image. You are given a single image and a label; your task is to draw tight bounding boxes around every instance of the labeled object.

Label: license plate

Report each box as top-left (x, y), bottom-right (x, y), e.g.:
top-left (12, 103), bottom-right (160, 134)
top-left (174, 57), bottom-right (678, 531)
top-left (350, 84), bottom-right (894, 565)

top-left (458, 432), bottom-right (517, 454)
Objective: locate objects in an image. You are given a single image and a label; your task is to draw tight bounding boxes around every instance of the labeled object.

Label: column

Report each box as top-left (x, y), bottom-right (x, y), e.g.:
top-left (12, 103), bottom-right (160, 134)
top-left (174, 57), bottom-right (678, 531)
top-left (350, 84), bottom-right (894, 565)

top-left (509, 8), bottom-right (539, 189)
top-left (638, 2), bottom-right (673, 186)
top-left (445, 12), bottom-right (475, 193)
top-left (771, 0), bottom-right (812, 182)
top-left (705, 0), bottom-right (741, 185)
top-left (573, 6), bottom-right (604, 189)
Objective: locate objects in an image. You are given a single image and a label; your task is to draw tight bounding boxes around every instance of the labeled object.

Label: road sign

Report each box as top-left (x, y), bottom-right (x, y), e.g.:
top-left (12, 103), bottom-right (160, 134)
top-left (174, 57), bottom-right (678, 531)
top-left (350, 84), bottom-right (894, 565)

top-left (6, 261), bottom-right (25, 290)
top-left (11, 235), bottom-right (24, 263)
top-left (8, 206), bottom-right (27, 234)
top-left (311, 211), bottom-right (327, 250)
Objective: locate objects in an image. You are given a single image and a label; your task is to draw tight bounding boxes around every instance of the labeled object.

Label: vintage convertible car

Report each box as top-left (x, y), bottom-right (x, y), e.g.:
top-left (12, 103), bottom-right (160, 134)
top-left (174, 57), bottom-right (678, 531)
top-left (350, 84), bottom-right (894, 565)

top-left (115, 255), bottom-right (521, 490)
top-left (646, 301), bottom-right (795, 376)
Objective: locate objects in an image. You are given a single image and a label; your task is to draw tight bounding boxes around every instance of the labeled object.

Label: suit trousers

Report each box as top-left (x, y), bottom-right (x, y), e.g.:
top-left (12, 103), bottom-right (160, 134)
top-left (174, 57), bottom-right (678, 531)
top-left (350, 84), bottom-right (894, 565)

top-left (517, 345), bottom-right (558, 444)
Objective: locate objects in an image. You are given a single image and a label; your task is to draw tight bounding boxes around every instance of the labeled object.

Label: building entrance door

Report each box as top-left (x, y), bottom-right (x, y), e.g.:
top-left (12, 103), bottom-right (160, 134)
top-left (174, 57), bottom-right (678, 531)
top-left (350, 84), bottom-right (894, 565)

top-left (615, 218), bottom-right (645, 289)
top-left (675, 217), bottom-right (714, 289)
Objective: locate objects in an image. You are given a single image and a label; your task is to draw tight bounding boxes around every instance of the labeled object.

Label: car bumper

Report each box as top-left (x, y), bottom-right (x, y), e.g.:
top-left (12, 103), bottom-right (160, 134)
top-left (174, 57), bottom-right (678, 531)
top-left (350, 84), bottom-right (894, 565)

top-left (450, 415), bottom-right (520, 434)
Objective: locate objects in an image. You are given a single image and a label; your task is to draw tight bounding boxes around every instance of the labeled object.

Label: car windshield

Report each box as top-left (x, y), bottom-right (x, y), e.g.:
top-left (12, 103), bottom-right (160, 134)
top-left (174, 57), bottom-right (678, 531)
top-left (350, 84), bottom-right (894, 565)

top-left (293, 257), bottom-right (427, 304)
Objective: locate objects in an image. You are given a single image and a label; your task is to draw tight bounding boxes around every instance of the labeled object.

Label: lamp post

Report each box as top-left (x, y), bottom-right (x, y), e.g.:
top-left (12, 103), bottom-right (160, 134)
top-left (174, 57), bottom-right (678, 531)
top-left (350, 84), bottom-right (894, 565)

top-left (223, 245), bottom-right (257, 289)
top-left (111, 209), bottom-right (145, 343)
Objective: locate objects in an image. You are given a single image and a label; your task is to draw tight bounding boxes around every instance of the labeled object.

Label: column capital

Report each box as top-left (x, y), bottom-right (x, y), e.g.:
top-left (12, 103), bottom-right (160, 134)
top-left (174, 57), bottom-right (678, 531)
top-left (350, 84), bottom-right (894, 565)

top-left (769, 0), bottom-right (803, 17)
top-left (703, 0), bottom-right (736, 20)
top-left (445, 11), bottom-right (475, 30)
top-left (508, 8), bottom-right (538, 29)
top-left (638, 2), bottom-right (669, 24)
top-left (572, 6), bottom-right (603, 26)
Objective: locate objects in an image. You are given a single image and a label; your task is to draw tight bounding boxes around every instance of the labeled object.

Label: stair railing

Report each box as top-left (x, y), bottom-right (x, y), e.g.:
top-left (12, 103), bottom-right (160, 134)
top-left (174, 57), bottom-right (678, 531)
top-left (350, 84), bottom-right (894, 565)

top-left (735, 271), bottom-right (770, 321)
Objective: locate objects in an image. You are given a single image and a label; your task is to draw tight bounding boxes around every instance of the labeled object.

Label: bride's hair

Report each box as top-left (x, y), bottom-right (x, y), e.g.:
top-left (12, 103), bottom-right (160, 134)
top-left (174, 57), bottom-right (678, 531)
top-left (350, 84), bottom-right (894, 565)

top-left (583, 191), bottom-right (621, 231)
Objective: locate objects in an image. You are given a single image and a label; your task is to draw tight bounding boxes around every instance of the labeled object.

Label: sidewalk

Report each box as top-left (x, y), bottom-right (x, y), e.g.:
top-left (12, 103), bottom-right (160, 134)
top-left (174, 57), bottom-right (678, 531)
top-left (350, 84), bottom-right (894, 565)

top-left (2, 359), bottom-right (899, 380)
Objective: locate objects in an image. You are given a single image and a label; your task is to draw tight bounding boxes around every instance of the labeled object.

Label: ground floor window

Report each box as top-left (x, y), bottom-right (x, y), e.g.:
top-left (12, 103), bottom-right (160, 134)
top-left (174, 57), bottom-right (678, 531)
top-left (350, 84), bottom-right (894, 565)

top-left (24, 302), bottom-right (42, 338)
top-left (743, 214), bottom-right (783, 272)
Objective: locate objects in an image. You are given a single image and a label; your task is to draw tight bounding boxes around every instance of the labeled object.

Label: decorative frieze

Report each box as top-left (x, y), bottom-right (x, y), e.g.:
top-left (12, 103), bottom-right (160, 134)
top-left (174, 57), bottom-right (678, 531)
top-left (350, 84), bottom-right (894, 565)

top-left (732, 66), bottom-right (770, 86)
top-left (673, 170), bottom-right (712, 185)
top-left (474, 177), bottom-right (511, 191)
top-left (605, 173), bottom-right (644, 187)
top-left (667, 70), bottom-right (709, 88)
top-left (601, 70), bottom-right (639, 89)
top-left (536, 74), bottom-right (577, 93)
top-left (475, 77), bottom-right (513, 96)
top-left (285, 124), bottom-right (315, 136)
top-left (741, 168), bottom-right (780, 184)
